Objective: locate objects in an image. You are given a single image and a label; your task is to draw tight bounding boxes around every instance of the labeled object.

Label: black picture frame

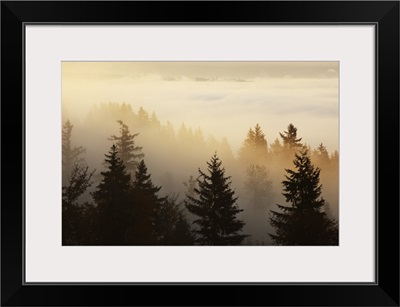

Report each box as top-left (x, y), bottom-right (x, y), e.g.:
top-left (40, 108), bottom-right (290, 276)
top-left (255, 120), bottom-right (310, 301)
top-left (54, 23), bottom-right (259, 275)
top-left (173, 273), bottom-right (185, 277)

top-left (1, 1), bottom-right (399, 306)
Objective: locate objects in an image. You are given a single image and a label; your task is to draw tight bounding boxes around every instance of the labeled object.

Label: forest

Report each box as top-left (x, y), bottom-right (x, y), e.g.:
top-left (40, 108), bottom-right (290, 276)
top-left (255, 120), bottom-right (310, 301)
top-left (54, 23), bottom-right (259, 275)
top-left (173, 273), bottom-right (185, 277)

top-left (62, 102), bottom-right (339, 246)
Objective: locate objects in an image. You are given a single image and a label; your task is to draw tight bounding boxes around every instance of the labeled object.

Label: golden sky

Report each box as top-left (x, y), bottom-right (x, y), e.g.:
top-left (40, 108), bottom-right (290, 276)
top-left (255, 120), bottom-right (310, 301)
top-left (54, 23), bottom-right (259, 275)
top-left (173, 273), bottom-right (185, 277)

top-left (62, 62), bottom-right (339, 153)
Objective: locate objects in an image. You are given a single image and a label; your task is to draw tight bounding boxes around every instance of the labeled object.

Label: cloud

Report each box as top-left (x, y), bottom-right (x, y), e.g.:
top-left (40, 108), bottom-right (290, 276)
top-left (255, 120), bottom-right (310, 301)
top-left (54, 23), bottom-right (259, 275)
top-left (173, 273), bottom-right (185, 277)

top-left (63, 63), bottom-right (339, 152)
top-left (190, 93), bottom-right (226, 101)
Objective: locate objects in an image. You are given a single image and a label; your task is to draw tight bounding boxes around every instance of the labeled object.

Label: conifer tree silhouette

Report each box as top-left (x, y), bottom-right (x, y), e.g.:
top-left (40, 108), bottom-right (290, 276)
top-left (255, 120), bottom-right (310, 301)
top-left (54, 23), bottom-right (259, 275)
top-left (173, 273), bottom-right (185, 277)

top-left (62, 120), bottom-right (85, 183)
top-left (92, 144), bottom-right (132, 245)
top-left (109, 120), bottom-right (144, 175)
top-left (126, 160), bottom-right (163, 245)
top-left (279, 123), bottom-right (303, 152)
top-left (185, 154), bottom-right (247, 245)
top-left (269, 148), bottom-right (338, 245)
top-left (238, 123), bottom-right (269, 164)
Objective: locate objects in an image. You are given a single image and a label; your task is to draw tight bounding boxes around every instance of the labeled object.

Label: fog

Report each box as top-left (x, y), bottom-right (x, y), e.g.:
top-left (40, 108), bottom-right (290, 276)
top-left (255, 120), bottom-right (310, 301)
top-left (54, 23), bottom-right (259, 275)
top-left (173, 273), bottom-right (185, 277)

top-left (63, 62), bottom-right (338, 152)
top-left (62, 62), bottom-right (339, 245)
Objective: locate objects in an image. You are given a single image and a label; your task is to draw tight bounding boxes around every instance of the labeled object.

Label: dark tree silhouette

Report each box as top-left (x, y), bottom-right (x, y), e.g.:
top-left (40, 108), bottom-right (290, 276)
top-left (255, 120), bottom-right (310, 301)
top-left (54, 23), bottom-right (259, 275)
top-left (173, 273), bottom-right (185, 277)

top-left (63, 164), bottom-right (94, 207)
top-left (62, 121), bottom-right (93, 245)
top-left (109, 120), bottom-right (144, 175)
top-left (279, 123), bottom-right (303, 152)
top-left (154, 194), bottom-right (195, 245)
top-left (269, 148), bottom-right (338, 245)
top-left (126, 160), bottom-right (164, 245)
top-left (62, 163), bottom-right (95, 245)
top-left (185, 154), bottom-right (247, 245)
top-left (238, 123), bottom-right (269, 164)
top-left (92, 144), bottom-right (132, 245)
top-left (62, 120), bottom-right (85, 184)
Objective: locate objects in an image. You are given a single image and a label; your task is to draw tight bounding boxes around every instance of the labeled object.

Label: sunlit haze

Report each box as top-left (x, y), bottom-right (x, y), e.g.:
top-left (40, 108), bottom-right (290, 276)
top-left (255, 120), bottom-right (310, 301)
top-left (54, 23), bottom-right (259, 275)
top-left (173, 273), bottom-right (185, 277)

top-left (62, 62), bottom-right (338, 154)
top-left (62, 62), bottom-right (339, 245)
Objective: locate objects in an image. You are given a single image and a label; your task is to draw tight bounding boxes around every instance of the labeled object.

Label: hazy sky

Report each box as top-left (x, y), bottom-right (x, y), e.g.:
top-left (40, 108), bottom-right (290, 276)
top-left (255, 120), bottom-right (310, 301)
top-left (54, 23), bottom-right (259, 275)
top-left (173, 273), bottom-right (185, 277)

top-left (62, 62), bottom-right (339, 153)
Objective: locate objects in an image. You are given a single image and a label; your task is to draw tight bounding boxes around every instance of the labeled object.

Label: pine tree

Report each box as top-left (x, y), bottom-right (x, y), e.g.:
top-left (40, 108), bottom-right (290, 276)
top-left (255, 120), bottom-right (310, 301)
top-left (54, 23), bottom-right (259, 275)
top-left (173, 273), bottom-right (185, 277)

top-left (312, 142), bottom-right (330, 166)
top-left (62, 121), bottom-right (93, 244)
top-left (173, 215), bottom-right (196, 245)
top-left (269, 148), bottom-right (338, 245)
top-left (92, 144), bottom-right (132, 245)
top-left (154, 194), bottom-right (195, 245)
top-left (270, 138), bottom-right (284, 155)
top-left (63, 164), bottom-right (94, 207)
top-left (62, 164), bottom-right (94, 245)
top-left (238, 124), bottom-right (269, 164)
top-left (126, 160), bottom-right (164, 245)
top-left (109, 120), bottom-right (144, 175)
top-left (279, 123), bottom-right (302, 152)
top-left (185, 154), bottom-right (247, 245)
top-left (244, 164), bottom-right (274, 211)
top-left (62, 120), bottom-right (85, 184)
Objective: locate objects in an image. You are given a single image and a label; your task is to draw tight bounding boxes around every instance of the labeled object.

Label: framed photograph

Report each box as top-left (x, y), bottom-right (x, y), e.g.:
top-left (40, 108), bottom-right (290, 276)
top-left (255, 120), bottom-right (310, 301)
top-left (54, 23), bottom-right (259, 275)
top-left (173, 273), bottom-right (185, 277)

top-left (2, 1), bottom-right (399, 306)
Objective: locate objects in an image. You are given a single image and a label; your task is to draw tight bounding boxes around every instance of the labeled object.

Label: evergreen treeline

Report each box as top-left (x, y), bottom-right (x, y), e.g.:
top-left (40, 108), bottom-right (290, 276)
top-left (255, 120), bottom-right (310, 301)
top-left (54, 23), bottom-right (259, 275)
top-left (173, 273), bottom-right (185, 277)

top-left (62, 103), bottom-right (339, 246)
